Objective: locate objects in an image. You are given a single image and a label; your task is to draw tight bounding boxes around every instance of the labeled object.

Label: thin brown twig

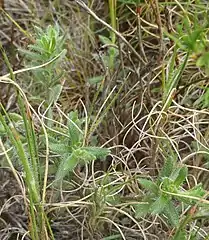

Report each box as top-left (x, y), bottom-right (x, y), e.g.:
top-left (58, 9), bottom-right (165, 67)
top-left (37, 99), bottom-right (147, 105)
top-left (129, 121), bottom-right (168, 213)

top-left (137, 10), bottom-right (147, 62)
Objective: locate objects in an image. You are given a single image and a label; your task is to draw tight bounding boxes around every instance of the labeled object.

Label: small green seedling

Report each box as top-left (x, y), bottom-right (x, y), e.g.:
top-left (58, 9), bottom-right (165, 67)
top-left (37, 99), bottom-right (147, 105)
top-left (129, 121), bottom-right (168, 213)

top-left (47, 111), bottom-right (110, 186)
top-left (19, 25), bottom-right (66, 106)
top-left (135, 157), bottom-right (206, 228)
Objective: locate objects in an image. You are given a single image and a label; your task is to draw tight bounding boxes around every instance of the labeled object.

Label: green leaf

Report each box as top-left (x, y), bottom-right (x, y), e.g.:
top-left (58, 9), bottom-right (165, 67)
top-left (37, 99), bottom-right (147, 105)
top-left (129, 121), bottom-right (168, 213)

top-left (55, 154), bottom-right (77, 183)
top-left (163, 201), bottom-right (179, 226)
top-left (19, 48), bottom-right (43, 61)
top-left (49, 142), bottom-right (70, 155)
top-left (138, 179), bottom-right (158, 194)
top-left (0, 114), bottom-right (23, 135)
top-left (0, 122), bottom-right (5, 135)
top-left (41, 36), bottom-right (49, 49)
top-left (68, 111), bottom-right (83, 147)
top-left (73, 148), bottom-right (96, 164)
top-left (98, 35), bottom-right (112, 45)
top-left (102, 235), bottom-right (121, 240)
top-left (194, 87), bottom-right (209, 108)
top-left (49, 36), bottom-right (56, 53)
top-left (172, 230), bottom-right (187, 240)
top-left (135, 202), bottom-right (151, 218)
top-left (8, 113), bottom-right (23, 122)
top-left (55, 153), bottom-right (77, 183)
top-left (179, 183), bottom-right (206, 205)
top-left (184, 183), bottom-right (205, 197)
top-left (48, 84), bottom-right (63, 105)
top-left (202, 88), bottom-right (209, 108)
top-left (55, 148), bottom-right (97, 184)
top-left (108, 47), bottom-right (119, 59)
top-left (196, 52), bottom-right (209, 67)
top-left (174, 166), bottom-right (188, 187)
top-left (150, 194), bottom-right (170, 215)
top-left (159, 157), bottom-right (174, 179)
top-left (182, 29), bottom-right (204, 51)
top-left (81, 146), bottom-right (110, 159)
top-left (28, 44), bottom-right (49, 54)
top-left (88, 75), bottom-right (104, 85)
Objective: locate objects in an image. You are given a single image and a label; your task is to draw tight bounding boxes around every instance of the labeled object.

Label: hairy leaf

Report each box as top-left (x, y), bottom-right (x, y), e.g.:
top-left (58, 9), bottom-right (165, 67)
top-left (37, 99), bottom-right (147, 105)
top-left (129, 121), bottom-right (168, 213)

top-left (172, 230), bottom-right (187, 240)
top-left (150, 194), bottom-right (169, 215)
top-left (68, 111), bottom-right (83, 147)
top-left (163, 201), bottom-right (179, 226)
top-left (174, 166), bottom-right (188, 187)
top-left (98, 35), bottom-right (112, 45)
top-left (49, 84), bottom-right (63, 105)
top-left (178, 183), bottom-right (206, 205)
top-left (49, 142), bottom-right (70, 155)
top-left (135, 202), bottom-right (151, 218)
top-left (159, 157), bottom-right (174, 179)
top-left (55, 152), bottom-right (78, 183)
top-left (138, 179), bottom-right (158, 194)
top-left (55, 148), bottom-right (96, 183)
top-left (81, 146), bottom-right (110, 159)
